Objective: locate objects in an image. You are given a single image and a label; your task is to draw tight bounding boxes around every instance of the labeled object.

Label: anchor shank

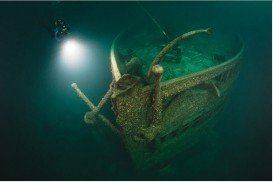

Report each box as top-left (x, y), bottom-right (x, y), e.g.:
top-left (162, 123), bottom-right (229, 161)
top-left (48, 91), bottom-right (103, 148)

top-left (95, 81), bottom-right (114, 113)
top-left (71, 83), bottom-right (96, 110)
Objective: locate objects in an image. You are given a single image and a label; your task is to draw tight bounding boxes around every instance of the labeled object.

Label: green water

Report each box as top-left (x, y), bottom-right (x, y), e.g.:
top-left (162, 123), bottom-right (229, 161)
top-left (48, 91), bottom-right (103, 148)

top-left (0, 1), bottom-right (271, 180)
top-left (117, 29), bottom-right (240, 81)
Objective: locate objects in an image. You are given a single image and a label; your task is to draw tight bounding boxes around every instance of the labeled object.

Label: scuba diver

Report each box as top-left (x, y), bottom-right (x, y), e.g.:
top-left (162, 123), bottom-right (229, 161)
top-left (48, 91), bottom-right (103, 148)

top-left (41, 18), bottom-right (70, 41)
top-left (52, 19), bottom-right (70, 41)
top-left (37, 1), bottom-right (70, 41)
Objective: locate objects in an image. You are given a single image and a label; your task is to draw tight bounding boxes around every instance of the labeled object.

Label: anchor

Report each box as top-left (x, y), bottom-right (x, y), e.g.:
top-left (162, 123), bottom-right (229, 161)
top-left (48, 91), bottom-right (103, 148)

top-left (71, 82), bottom-right (121, 136)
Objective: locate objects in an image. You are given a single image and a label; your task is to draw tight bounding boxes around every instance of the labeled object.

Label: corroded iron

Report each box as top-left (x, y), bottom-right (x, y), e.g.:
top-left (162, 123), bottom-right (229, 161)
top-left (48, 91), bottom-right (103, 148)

top-left (71, 83), bottom-right (120, 135)
top-left (147, 28), bottom-right (212, 78)
top-left (151, 64), bottom-right (164, 124)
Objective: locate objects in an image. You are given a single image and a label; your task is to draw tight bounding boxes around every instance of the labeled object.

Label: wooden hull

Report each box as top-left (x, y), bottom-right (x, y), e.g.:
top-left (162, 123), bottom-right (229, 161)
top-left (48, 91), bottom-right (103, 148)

top-left (110, 29), bottom-right (244, 171)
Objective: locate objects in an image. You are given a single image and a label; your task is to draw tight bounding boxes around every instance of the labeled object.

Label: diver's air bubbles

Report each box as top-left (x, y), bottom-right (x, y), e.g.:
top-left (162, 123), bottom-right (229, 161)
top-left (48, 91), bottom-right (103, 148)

top-left (60, 39), bottom-right (89, 70)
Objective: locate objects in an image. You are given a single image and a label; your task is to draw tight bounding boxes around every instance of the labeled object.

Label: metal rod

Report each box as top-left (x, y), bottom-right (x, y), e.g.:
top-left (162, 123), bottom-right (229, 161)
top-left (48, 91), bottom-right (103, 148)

top-left (151, 65), bottom-right (163, 124)
top-left (71, 83), bottom-right (121, 136)
top-left (95, 81), bottom-right (114, 113)
top-left (71, 83), bottom-right (96, 110)
top-left (147, 28), bottom-right (212, 78)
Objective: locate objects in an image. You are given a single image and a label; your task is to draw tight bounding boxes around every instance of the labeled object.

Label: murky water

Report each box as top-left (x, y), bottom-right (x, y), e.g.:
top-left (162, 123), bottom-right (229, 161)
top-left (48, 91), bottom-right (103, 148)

top-left (0, 1), bottom-right (271, 180)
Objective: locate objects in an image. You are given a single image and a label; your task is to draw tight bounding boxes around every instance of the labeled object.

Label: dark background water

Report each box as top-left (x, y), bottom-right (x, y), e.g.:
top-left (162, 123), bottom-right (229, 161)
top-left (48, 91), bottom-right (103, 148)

top-left (0, 1), bottom-right (271, 180)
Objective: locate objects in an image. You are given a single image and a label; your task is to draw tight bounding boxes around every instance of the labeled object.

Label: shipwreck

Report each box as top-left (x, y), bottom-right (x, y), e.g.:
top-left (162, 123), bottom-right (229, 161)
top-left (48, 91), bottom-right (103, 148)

top-left (72, 24), bottom-right (244, 172)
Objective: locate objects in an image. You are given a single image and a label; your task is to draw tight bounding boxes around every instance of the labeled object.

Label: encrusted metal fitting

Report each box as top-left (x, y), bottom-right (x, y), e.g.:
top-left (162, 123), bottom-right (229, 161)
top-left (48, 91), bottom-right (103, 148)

top-left (151, 65), bottom-right (164, 124)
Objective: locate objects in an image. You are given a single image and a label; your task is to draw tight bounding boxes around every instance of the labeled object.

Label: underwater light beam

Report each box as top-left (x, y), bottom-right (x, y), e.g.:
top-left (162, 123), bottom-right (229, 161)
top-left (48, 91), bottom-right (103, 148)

top-left (60, 39), bottom-right (89, 69)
